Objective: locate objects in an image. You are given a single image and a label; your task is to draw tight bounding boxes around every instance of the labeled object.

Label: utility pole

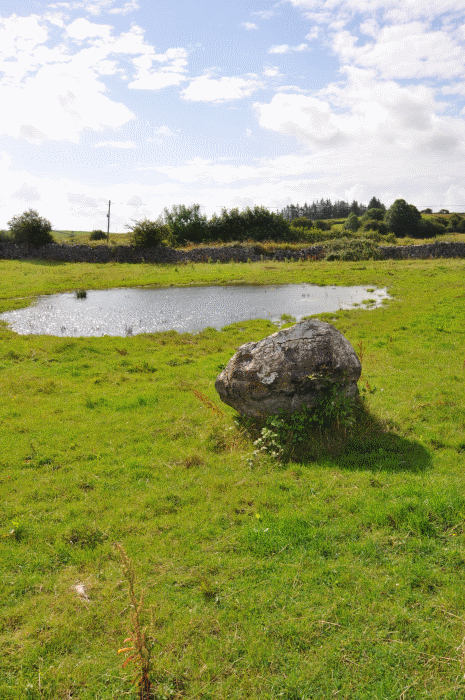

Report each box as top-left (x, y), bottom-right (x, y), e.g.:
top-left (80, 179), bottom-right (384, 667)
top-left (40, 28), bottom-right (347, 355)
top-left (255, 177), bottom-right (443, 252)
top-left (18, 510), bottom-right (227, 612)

top-left (106, 200), bottom-right (111, 243)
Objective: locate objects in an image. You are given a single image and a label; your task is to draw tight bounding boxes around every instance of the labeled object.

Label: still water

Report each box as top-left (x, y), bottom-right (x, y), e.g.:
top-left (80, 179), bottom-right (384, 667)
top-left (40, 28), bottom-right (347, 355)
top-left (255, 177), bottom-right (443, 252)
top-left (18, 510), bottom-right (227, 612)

top-left (0, 284), bottom-right (389, 337)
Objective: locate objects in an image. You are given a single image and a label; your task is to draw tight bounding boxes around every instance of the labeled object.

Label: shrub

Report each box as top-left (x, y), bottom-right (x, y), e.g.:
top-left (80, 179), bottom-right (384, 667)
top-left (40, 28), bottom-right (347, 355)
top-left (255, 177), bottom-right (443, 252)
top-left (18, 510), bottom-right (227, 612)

top-left (0, 229), bottom-right (11, 242)
top-left (361, 220), bottom-right (388, 235)
top-left (446, 214), bottom-right (463, 232)
top-left (324, 238), bottom-right (384, 261)
top-left (384, 199), bottom-right (421, 237)
top-left (438, 209), bottom-right (450, 214)
top-left (160, 204), bottom-right (209, 245)
top-left (90, 229), bottom-right (107, 240)
top-left (362, 207), bottom-right (385, 222)
top-left (416, 219), bottom-right (448, 238)
top-left (208, 206), bottom-right (291, 242)
top-left (343, 212), bottom-right (361, 232)
top-left (313, 219), bottom-right (331, 231)
top-left (125, 218), bottom-right (172, 247)
top-left (7, 209), bottom-right (54, 246)
top-left (290, 216), bottom-right (313, 229)
top-left (421, 208), bottom-right (433, 214)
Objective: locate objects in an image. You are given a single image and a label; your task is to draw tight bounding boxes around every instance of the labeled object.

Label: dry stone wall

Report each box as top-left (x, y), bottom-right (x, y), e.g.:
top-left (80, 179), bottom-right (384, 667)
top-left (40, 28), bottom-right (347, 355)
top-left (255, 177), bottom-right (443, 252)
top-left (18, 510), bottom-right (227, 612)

top-left (1, 240), bottom-right (465, 263)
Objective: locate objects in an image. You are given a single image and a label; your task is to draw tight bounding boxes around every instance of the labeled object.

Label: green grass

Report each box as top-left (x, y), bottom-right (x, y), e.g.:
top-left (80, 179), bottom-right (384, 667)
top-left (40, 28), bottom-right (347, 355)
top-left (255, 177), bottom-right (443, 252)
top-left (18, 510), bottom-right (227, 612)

top-left (1, 258), bottom-right (465, 698)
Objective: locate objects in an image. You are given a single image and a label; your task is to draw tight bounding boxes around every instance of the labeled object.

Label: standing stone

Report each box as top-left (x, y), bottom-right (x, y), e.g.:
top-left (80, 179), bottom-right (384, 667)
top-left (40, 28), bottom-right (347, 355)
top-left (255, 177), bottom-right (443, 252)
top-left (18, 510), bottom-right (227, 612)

top-left (215, 319), bottom-right (361, 417)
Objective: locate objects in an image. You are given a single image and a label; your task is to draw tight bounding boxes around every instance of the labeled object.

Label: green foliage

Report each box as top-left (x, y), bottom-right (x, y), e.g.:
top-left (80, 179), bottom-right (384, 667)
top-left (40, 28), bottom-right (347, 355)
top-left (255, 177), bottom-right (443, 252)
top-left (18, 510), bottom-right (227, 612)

top-left (0, 229), bottom-right (11, 242)
top-left (416, 218), bottom-right (449, 238)
top-left (367, 196), bottom-right (386, 211)
top-left (208, 206), bottom-right (292, 242)
top-left (439, 208), bottom-right (450, 214)
top-left (248, 385), bottom-right (358, 464)
top-left (90, 229), bottom-right (107, 240)
top-left (362, 207), bottom-right (385, 222)
top-left (421, 208), bottom-right (433, 214)
top-left (361, 220), bottom-right (388, 235)
top-left (75, 289), bottom-right (87, 299)
top-left (313, 219), bottom-right (331, 231)
top-left (125, 218), bottom-right (172, 247)
top-left (7, 209), bottom-right (54, 247)
top-left (384, 199), bottom-right (421, 237)
top-left (324, 238), bottom-right (384, 261)
top-left (343, 212), bottom-right (361, 232)
top-left (161, 203), bottom-right (209, 244)
top-left (290, 216), bottom-right (313, 229)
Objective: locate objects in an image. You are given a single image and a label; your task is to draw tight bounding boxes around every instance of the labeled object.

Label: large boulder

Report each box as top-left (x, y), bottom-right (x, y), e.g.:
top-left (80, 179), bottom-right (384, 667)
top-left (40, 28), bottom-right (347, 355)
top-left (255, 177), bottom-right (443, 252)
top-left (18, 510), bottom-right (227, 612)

top-left (215, 319), bottom-right (361, 417)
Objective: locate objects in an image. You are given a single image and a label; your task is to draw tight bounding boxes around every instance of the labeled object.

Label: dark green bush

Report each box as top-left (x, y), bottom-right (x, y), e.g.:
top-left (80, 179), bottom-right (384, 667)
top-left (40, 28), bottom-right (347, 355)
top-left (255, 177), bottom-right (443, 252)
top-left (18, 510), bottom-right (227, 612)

top-left (343, 212), bottom-right (361, 232)
top-left (313, 219), bottom-right (331, 231)
top-left (362, 207), bottom-right (385, 222)
top-left (0, 229), bottom-right (11, 242)
top-left (125, 218), bottom-right (172, 247)
top-left (385, 199), bottom-right (421, 237)
top-left (290, 216), bottom-right (313, 229)
top-left (90, 229), bottom-right (107, 240)
top-left (7, 209), bottom-right (54, 246)
top-left (208, 206), bottom-right (291, 242)
top-left (446, 214), bottom-right (464, 232)
top-left (161, 204), bottom-right (209, 244)
top-left (416, 219), bottom-right (448, 238)
top-left (361, 220), bottom-right (388, 235)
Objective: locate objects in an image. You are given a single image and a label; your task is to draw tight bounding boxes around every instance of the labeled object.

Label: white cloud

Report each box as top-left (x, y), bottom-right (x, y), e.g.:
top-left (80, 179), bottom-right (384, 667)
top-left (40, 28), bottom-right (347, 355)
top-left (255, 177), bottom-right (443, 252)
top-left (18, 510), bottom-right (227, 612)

top-left (251, 9), bottom-right (278, 19)
top-left (305, 27), bottom-right (320, 40)
top-left (255, 92), bottom-right (343, 146)
top-left (240, 22), bottom-right (258, 30)
top-left (94, 140), bottom-right (136, 147)
top-left (269, 43), bottom-right (309, 54)
top-left (287, 0), bottom-right (465, 24)
top-left (66, 17), bottom-right (113, 40)
top-left (262, 66), bottom-right (282, 77)
top-left (0, 14), bottom-right (191, 142)
top-left (331, 22), bottom-right (465, 80)
top-left (110, 1), bottom-right (140, 14)
top-left (48, 0), bottom-right (139, 15)
top-left (181, 74), bottom-right (263, 102)
top-left (128, 47), bottom-right (188, 89)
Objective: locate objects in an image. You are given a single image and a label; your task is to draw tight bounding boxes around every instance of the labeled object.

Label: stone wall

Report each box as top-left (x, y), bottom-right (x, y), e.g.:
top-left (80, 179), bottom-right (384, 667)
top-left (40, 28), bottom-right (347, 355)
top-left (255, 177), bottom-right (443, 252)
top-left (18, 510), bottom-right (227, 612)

top-left (1, 239), bottom-right (465, 264)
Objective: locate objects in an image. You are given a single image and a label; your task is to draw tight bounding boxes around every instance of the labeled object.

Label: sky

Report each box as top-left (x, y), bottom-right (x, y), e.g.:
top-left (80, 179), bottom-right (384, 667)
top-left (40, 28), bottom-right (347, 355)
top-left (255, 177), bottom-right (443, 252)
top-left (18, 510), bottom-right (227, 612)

top-left (2, 0), bottom-right (465, 232)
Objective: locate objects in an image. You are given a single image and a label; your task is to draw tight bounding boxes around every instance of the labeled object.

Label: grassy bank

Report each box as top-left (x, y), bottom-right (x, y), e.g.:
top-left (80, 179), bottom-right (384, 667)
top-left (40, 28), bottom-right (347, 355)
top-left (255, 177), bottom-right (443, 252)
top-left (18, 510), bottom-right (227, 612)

top-left (1, 258), bottom-right (465, 699)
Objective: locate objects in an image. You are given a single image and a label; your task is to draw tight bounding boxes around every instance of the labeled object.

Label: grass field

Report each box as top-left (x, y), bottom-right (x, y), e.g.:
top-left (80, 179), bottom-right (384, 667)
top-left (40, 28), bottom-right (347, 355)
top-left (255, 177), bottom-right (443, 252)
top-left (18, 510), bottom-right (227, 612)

top-left (1, 257), bottom-right (465, 699)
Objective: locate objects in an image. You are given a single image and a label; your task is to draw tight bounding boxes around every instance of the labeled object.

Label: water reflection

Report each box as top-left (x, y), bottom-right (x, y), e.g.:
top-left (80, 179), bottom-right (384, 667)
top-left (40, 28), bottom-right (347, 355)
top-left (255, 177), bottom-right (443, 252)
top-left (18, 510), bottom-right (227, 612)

top-left (0, 284), bottom-right (390, 337)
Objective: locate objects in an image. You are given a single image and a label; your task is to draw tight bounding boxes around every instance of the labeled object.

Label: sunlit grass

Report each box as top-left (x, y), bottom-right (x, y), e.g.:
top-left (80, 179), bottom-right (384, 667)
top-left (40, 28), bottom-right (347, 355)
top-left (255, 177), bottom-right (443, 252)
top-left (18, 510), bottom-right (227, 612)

top-left (0, 257), bottom-right (465, 698)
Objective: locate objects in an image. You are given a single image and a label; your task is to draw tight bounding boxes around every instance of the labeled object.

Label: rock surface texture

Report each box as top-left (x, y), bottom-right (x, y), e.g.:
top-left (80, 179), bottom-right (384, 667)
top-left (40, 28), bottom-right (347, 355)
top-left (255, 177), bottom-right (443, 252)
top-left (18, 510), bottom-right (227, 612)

top-left (215, 320), bottom-right (361, 417)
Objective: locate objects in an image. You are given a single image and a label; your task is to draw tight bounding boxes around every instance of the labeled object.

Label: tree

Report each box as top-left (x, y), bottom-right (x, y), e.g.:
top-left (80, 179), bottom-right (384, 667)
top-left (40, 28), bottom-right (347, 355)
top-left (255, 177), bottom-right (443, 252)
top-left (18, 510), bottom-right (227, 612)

top-left (7, 208), bottom-right (54, 246)
top-left (384, 199), bottom-right (421, 237)
top-left (344, 212), bottom-right (361, 232)
top-left (362, 208), bottom-right (385, 222)
top-left (367, 196), bottom-right (386, 212)
top-left (125, 218), bottom-right (171, 247)
top-left (161, 203), bottom-right (209, 244)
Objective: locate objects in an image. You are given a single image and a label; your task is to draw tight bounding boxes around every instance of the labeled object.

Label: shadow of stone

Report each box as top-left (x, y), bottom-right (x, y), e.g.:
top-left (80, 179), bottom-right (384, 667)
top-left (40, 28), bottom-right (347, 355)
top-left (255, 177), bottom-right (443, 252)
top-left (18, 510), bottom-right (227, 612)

top-left (238, 397), bottom-right (431, 473)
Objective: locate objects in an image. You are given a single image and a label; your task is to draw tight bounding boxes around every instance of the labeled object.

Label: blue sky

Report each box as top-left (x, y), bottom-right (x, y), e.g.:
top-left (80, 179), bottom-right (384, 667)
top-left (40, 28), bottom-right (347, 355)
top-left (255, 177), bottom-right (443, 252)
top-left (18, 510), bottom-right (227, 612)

top-left (2, 0), bottom-right (465, 231)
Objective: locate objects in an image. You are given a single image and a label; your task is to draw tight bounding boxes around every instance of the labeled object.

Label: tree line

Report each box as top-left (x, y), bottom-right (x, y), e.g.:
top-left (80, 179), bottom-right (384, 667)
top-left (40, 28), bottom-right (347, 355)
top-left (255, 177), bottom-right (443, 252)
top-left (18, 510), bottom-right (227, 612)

top-left (279, 197), bottom-right (385, 221)
top-left (3, 198), bottom-right (465, 248)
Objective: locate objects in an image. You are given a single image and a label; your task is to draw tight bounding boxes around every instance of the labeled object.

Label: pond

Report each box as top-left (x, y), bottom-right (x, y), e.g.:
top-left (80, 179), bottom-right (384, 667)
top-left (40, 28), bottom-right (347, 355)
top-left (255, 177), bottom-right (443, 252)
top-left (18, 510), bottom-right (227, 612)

top-left (0, 284), bottom-right (390, 337)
